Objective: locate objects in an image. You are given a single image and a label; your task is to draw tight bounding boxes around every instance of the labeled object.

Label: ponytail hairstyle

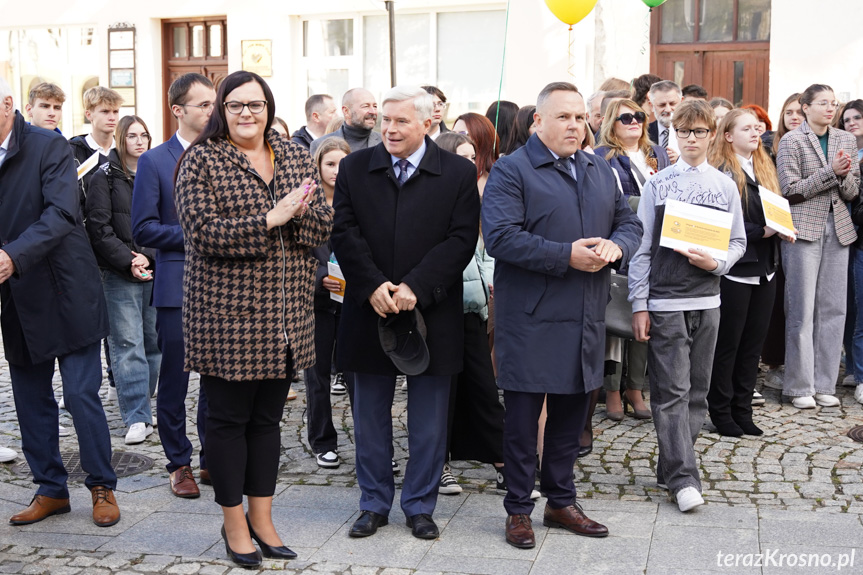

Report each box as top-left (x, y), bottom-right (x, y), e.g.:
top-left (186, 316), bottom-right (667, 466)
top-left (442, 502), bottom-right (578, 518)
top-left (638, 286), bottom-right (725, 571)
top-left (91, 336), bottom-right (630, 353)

top-left (709, 108), bottom-right (781, 208)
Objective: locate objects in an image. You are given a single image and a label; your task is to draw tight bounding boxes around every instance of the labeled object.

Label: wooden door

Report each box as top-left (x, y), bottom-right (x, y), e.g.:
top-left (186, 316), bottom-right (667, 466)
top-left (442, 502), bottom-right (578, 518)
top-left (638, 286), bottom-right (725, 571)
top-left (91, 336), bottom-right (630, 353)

top-left (161, 18), bottom-right (228, 141)
top-left (654, 52), bottom-right (702, 88)
top-left (702, 50), bottom-right (769, 107)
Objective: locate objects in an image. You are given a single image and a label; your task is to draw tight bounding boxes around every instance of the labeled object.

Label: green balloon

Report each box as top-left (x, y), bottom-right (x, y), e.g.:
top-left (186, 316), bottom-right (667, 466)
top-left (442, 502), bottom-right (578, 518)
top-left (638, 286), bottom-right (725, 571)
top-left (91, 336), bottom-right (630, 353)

top-left (642, 0), bottom-right (668, 7)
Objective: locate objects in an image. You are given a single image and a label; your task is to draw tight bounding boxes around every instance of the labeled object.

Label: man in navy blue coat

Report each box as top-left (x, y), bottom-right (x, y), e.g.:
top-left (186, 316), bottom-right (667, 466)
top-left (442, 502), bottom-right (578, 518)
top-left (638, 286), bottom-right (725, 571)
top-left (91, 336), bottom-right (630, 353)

top-left (482, 82), bottom-right (643, 549)
top-left (0, 78), bottom-right (119, 527)
top-left (131, 73), bottom-right (214, 498)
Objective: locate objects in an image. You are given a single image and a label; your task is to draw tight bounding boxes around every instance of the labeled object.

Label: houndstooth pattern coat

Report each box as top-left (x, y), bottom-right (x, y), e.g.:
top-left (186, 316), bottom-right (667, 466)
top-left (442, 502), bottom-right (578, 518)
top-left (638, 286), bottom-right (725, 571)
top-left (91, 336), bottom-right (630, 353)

top-left (175, 131), bottom-right (334, 381)
top-left (776, 121), bottom-right (860, 245)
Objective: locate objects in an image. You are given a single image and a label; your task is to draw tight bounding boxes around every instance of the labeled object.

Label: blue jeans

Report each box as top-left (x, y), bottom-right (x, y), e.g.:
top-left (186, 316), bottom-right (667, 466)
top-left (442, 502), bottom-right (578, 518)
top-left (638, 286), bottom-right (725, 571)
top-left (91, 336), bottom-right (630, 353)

top-left (10, 341), bottom-right (116, 498)
top-left (846, 246), bottom-right (863, 383)
top-left (101, 270), bottom-right (160, 426)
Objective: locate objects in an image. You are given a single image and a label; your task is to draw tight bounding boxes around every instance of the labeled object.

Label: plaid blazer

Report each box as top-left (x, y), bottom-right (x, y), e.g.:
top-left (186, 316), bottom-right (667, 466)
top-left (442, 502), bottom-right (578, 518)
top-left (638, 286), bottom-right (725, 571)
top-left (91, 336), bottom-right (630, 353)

top-left (777, 121), bottom-right (860, 244)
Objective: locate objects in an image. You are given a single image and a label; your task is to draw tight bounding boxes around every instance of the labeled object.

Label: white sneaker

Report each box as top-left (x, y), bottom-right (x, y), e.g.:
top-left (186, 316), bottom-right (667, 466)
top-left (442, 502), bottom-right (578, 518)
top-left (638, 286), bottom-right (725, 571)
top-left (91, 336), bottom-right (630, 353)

top-left (439, 464), bottom-right (462, 495)
top-left (330, 373), bottom-right (347, 395)
top-left (676, 486), bottom-right (704, 512)
top-left (751, 391), bottom-right (765, 406)
top-left (529, 489), bottom-right (541, 500)
top-left (315, 451), bottom-right (341, 469)
top-left (58, 425), bottom-right (71, 438)
top-left (107, 386), bottom-right (118, 402)
top-left (791, 396), bottom-right (817, 409)
top-left (855, 385), bottom-right (863, 405)
top-left (0, 446), bottom-right (17, 463)
top-left (762, 368), bottom-right (784, 390)
top-left (124, 422), bottom-right (154, 445)
top-left (842, 374), bottom-right (857, 387)
top-left (814, 393), bottom-right (840, 407)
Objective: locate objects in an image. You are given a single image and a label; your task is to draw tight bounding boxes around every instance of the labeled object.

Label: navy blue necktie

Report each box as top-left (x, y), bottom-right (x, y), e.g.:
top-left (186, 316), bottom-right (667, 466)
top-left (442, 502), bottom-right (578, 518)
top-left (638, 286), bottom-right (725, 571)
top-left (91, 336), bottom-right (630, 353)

top-left (397, 159), bottom-right (410, 186)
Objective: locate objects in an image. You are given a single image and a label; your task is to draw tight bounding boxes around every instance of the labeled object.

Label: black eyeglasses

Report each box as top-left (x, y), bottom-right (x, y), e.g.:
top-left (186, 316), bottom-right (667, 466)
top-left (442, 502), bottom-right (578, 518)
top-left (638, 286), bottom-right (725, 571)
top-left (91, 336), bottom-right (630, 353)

top-left (615, 112), bottom-right (646, 125)
top-left (675, 128), bottom-right (711, 139)
top-left (224, 100), bottom-right (267, 115)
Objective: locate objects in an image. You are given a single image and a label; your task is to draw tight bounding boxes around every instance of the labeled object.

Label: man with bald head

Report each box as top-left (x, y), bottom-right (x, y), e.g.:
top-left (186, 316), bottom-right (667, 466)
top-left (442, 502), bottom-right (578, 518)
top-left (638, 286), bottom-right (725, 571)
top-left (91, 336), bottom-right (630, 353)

top-left (482, 81), bottom-right (642, 549)
top-left (310, 88), bottom-right (382, 156)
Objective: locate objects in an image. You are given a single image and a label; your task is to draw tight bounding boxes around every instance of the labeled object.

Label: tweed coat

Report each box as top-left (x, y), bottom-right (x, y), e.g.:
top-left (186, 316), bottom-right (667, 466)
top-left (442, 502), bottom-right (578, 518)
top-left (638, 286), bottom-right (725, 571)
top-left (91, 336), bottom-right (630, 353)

top-left (174, 130), bottom-right (334, 381)
top-left (776, 121), bottom-right (860, 244)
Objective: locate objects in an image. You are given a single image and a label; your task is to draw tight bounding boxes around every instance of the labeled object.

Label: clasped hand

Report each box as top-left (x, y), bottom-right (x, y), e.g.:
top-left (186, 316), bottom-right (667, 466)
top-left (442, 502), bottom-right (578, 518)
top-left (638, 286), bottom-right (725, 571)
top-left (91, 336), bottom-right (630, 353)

top-left (369, 281), bottom-right (417, 318)
top-left (266, 177), bottom-right (318, 229)
top-left (130, 251), bottom-right (153, 281)
top-left (570, 237), bottom-right (623, 272)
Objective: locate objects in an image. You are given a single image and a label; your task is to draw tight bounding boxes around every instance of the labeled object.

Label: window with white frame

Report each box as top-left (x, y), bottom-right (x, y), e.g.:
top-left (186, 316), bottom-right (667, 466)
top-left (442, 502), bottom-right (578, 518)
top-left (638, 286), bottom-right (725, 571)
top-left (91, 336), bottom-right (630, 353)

top-left (301, 10), bottom-right (506, 124)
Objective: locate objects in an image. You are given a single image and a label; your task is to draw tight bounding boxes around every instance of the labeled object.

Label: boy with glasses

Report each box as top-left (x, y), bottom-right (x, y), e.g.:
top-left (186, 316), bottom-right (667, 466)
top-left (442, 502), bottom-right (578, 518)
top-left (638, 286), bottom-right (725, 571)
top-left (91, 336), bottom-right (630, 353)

top-left (421, 85), bottom-right (449, 140)
top-left (628, 99), bottom-right (746, 513)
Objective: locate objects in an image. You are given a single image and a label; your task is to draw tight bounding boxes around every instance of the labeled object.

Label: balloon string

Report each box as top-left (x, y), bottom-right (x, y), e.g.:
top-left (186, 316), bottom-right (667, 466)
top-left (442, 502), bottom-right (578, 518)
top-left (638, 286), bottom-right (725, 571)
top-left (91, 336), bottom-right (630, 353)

top-left (493, 0), bottom-right (511, 156)
top-left (568, 27), bottom-right (575, 79)
top-left (640, 7), bottom-right (651, 56)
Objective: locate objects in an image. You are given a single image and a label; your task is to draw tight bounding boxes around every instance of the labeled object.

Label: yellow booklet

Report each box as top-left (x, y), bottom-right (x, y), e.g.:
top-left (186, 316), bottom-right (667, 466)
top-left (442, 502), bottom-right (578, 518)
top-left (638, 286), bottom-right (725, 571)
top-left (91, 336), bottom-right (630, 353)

top-left (759, 185), bottom-right (796, 239)
top-left (659, 199), bottom-right (733, 260)
top-left (327, 261), bottom-right (345, 303)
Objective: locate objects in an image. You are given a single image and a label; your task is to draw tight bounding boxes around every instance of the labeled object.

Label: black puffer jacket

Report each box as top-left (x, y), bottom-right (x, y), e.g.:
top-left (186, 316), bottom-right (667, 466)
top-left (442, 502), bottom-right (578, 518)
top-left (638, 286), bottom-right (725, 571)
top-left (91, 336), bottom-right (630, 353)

top-left (84, 149), bottom-right (155, 281)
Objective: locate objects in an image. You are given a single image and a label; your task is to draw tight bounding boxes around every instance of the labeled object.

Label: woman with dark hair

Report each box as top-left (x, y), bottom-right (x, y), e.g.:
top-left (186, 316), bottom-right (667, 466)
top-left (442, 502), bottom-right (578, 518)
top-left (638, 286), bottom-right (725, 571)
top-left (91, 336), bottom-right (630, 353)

top-left (761, 93), bottom-right (804, 392)
top-left (453, 112), bottom-right (501, 195)
top-left (175, 71), bottom-right (333, 567)
top-left (272, 116), bottom-right (289, 138)
top-left (85, 115), bottom-right (160, 447)
top-left (593, 98), bottom-right (668, 420)
top-left (742, 104), bottom-right (774, 150)
top-left (839, 100), bottom-right (863, 160)
top-left (306, 137), bottom-right (351, 469)
top-left (707, 109), bottom-right (792, 435)
top-left (776, 84), bottom-right (860, 409)
top-left (508, 105), bottom-right (536, 153)
top-left (485, 100), bottom-right (518, 155)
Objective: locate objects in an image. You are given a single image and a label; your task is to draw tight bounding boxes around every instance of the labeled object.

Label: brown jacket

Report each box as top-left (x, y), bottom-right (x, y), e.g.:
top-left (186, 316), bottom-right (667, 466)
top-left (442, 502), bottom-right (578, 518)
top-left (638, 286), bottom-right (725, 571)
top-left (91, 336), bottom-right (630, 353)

top-left (175, 131), bottom-right (333, 381)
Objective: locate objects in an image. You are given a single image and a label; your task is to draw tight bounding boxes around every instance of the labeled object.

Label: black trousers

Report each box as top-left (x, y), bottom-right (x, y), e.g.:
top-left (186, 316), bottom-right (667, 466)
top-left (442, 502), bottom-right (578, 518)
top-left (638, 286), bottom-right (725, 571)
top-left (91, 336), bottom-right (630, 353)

top-left (447, 313), bottom-right (504, 463)
top-left (304, 306), bottom-right (340, 453)
top-left (760, 264), bottom-right (786, 366)
top-left (502, 389), bottom-right (589, 515)
top-left (708, 276), bottom-right (776, 424)
top-left (202, 374), bottom-right (291, 507)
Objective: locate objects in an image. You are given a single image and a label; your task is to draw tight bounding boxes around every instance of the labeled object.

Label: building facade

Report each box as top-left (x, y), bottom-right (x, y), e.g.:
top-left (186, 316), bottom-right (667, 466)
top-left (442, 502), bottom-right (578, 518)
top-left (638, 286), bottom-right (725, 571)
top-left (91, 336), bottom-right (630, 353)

top-left (1, 0), bottom-right (860, 143)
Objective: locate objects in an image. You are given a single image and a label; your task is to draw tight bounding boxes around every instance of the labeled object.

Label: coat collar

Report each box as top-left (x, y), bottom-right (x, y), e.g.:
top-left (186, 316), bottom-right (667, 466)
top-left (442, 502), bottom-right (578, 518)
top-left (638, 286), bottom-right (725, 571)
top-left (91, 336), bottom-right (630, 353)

top-left (525, 132), bottom-right (595, 185)
top-left (166, 133), bottom-right (184, 163)
top-left (4, 111), bottom-right (27, 164)
top-left (368, 135), bottom-right (442, 180)
top-left (800, 120), bottom-right (836, 166)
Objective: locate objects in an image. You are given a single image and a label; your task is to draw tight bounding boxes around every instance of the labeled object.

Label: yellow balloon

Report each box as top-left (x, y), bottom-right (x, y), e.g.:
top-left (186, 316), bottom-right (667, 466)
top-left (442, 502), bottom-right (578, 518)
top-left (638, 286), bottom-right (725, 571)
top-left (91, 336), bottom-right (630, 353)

top-left (544, 0), bottom-right (599, 26)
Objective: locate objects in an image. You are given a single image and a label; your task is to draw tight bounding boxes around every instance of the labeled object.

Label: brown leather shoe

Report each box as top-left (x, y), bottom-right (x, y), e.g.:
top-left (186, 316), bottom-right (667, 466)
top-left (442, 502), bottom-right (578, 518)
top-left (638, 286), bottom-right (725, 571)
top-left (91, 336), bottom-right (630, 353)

top-left (543, 502), bottom-right (608, 537)
top-left (505, 513), bottom-right (535, 548)
top-left (91, 486), bottom-right (120, 527)
top-left (170, 466), bottom-right (200, 498)
top-left (199, 468), bottom-right (212, 486)
top-left (9, 495), bottom-right (70, 525)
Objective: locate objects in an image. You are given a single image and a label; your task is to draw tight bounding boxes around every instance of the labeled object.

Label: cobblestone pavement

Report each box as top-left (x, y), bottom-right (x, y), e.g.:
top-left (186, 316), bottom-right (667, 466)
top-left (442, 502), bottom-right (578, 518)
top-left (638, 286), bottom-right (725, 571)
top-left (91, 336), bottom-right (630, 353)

top-left (0, 342), bottom-right (861, 574)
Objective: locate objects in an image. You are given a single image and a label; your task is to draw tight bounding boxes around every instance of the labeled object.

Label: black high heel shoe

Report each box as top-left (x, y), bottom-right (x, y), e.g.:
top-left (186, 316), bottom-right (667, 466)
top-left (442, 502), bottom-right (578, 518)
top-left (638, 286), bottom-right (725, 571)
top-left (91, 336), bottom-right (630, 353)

top-left (221, 524), bottom-right (262, 568)
top-left (246, 513), bottom-right (297, 559)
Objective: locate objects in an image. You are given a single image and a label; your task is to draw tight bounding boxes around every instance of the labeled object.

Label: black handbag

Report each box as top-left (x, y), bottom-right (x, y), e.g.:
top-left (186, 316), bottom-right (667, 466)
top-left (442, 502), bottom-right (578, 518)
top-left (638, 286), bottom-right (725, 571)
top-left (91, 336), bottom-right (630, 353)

top-left (606, 272), bottom-right (634, 339)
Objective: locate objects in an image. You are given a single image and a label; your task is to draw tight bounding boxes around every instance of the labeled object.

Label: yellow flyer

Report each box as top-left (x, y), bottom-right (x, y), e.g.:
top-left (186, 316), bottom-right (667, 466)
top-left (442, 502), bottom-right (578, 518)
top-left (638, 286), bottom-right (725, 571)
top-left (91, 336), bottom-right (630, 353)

top-left (759, 185), bottom-right (796, 239)
top-left (327, 262), bottom-right (345, 303)
top-left (659, 199), bottom-right (733, 260)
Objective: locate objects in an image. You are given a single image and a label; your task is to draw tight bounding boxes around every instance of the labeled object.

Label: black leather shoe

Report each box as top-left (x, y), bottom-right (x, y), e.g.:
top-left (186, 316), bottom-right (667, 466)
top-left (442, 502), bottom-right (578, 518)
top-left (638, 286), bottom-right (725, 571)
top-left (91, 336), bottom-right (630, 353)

top-left (349, 511), bottom-right (388, 538)
top-left (246, 513), bottom-right (297, 559)
top-left (577, 443), bottom-right (593, 458)
top-left (406, 513), bottom-right (439, 539)
top-left (221, 525), bottom-right (262, 568)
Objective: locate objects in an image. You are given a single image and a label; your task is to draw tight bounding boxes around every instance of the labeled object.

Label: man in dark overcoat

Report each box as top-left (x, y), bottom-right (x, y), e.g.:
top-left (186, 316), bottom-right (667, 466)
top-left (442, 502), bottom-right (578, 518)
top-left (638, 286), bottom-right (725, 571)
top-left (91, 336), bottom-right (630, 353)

top-left (482, 82), bottom-right (643, 548)
top-left (331, 85), bottom-right (479, 540)
top-left (0, 78), bottom-right (119, 527)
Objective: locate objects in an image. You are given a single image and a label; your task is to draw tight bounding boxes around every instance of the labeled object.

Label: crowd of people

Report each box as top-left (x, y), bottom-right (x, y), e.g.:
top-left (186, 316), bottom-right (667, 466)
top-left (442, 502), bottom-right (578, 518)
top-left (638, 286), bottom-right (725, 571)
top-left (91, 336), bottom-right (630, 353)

top-left (0, 66), bottom-right (861, 566)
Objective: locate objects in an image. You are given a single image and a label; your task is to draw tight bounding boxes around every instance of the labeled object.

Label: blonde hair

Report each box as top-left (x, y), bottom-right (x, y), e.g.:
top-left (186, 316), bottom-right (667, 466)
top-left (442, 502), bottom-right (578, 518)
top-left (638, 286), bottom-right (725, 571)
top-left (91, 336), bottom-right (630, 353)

top-left (599, 99), bottom-right (653, 162)
top-left (29, 82), bottom-right (66, 105)
top-left (709, 108), bottom-right (781, 208)
top-left (83, 86), bottom-right (123, 111)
